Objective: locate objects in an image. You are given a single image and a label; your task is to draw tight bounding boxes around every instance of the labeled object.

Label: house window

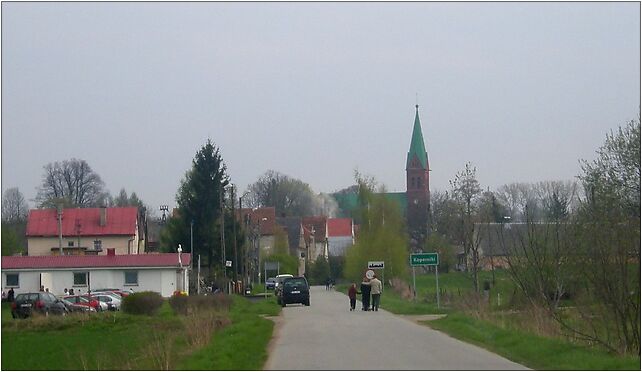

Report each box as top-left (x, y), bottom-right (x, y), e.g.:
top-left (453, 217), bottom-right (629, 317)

top-left (5, 273), bottom-right (19, 287)
top-left (124, 271), bottom-right (138, 286)
top-left (93, 240), bottom-right (102, 250)
top-left (73, 272), bottom-right (87, 286)
top-left (68, 241), bottom-right (75, 247)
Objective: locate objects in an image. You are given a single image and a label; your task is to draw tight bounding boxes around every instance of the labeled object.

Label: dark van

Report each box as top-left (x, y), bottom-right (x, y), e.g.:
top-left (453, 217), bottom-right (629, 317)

top-left (281, 277), bottom-right (310, 307)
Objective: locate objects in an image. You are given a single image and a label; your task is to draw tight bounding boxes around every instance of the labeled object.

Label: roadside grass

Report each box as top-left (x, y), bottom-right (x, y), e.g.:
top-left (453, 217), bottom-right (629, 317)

top-left (177, 296), bottom-right (280, 370)
top-left (2, 296), bottom-right (280, 370)
top-left (426, 312), bottom-right (641, 370)
top-left (1, 302), bottom-right (185, 370)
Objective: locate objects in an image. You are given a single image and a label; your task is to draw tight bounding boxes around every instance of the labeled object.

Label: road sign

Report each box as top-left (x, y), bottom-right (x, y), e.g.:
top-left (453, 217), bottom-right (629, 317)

top-left (368, 261), bottom-right (384, 269)
top-left (365, 270), bottom-right (375, 280)
top-left (225, 260), bottom-right (232, 267)
top-left (410, 253), bottom-right (439, 266)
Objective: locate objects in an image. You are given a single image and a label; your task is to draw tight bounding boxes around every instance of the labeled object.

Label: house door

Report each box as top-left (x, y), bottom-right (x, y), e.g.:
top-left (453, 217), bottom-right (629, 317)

top-left (40, 272), bottom-right (53, 292)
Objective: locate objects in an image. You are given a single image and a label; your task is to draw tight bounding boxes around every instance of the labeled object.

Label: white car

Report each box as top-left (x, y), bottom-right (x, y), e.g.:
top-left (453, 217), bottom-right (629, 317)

top-left (92, 292), bottom-right (122, 311)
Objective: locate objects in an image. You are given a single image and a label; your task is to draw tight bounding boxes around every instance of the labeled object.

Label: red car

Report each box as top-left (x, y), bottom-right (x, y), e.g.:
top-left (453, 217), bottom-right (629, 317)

top-left (63, 295), bottom-right (103, 312)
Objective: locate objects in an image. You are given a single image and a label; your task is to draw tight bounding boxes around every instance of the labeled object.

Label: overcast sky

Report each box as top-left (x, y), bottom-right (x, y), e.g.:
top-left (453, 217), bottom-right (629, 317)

top-left (2, 2), bottom-right (640, 214)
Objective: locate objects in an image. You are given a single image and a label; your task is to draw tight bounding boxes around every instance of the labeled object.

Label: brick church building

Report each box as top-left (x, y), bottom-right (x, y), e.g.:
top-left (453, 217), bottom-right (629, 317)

top-left (333, 105), bottom-right (431, 249)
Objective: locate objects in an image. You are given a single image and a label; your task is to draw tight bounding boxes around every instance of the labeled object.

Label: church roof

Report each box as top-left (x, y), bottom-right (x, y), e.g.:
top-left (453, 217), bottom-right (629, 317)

top-left (406, 105), bottom-right (428, 169)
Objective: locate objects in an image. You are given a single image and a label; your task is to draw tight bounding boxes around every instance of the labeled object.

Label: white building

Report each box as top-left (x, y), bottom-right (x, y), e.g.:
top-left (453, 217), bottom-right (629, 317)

top-left (2, 250), bottom-right (190, 297)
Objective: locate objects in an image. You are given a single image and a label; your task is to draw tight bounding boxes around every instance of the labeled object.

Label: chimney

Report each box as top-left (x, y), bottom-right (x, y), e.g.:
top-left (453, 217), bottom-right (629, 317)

top-left (99, 207), bottom-right (107, 227)
top-left (107, 248), bottom-right (115, 256)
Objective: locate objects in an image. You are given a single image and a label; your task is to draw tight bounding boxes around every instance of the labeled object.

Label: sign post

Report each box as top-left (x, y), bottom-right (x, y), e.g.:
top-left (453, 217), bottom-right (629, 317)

top-left (367, 261), bottom-right (385, 292)
top-left (409, 253), bottom-right (440, 308)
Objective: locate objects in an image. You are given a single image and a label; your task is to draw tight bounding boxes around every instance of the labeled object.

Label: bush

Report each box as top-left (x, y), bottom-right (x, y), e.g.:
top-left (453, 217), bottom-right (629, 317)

top-left (168, 293), bottom-right (232, 316)
top-left (122, 291), bottom-right (164, 316)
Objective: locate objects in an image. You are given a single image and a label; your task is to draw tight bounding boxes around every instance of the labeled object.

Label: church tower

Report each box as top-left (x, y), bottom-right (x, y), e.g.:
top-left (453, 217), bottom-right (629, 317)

top-left (406, 104), bottom-right (430, 249)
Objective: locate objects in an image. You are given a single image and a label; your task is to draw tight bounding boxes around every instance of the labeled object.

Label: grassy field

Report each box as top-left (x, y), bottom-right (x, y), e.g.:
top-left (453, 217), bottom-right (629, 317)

top-left (1, 295), bottom-right (280, 370)
top-left (427, 313), bottom-right (640, 370)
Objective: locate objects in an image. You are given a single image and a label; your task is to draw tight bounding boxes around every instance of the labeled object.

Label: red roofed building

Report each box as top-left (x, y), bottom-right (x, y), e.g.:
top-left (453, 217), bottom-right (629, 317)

top-left (302, 216), bottom-right (328, 262)
top-left (26, 207), bottom-right (144, 256)
top-left (2, 251), bottom-right (191, 297)
top-left (327, 218), bottom-right (355, 256)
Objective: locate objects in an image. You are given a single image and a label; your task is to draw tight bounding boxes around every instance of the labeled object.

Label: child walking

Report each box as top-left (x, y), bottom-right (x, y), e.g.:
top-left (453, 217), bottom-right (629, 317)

top-left (348, 283), bottom-right (357, 311)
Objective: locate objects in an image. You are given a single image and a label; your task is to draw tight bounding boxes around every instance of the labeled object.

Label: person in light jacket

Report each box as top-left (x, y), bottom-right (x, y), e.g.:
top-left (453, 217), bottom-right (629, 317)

top-left (369, 275), bottom-right (382, 311)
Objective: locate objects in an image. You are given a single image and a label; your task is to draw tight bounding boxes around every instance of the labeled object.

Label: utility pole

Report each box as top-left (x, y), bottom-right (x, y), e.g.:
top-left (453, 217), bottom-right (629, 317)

top-left (231, 186), bottom-right (238, 287)
top-left (220, 187), bottom-right (226, 284)
top-left (57, 205), bottom-right (63, 255)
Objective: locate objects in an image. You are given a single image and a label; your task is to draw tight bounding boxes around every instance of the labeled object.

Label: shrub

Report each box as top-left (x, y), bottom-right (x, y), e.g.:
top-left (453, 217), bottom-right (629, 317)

top-left (169, 293), bottom-right (232, 316)
top-left (122, 291), bottom-right (164, 316)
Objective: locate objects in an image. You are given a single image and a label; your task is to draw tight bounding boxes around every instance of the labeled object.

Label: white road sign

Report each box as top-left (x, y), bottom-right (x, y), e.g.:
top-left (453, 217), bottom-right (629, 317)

top-left (368, 261), bottom-right (385, 269)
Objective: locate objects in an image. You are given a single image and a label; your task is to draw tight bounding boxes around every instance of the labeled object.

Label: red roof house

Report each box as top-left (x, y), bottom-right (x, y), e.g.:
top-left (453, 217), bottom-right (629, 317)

top-left (26, 207), bottom-right (143, 256)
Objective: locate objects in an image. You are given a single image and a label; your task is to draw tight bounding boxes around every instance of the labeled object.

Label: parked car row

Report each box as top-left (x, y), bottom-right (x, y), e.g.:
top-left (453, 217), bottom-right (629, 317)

top-left (10, 289), bottom-right (130, 319)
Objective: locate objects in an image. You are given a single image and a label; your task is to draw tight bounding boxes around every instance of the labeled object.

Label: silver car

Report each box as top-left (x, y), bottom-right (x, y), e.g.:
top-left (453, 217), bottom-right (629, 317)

top-left (91, 292), bottom-right (122, 311)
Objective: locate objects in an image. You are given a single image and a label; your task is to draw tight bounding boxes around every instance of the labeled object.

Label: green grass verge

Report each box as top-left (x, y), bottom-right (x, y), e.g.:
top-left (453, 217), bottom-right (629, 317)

top-left (177, 296), bottom-right (280, 370)
top-left (427, 312), bottom-right (640, 370)
top-left (2, 302), bottom-right (185, 370)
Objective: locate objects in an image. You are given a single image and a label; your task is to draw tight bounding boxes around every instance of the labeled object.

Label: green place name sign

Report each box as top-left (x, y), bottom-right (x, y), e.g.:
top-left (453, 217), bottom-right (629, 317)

top-left (410, 253), bottom-right (439, 266)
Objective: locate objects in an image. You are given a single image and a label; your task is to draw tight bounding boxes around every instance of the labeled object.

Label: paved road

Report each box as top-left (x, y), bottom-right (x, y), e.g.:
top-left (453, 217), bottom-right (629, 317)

top-left (265, 286), bottom-right (528, 370)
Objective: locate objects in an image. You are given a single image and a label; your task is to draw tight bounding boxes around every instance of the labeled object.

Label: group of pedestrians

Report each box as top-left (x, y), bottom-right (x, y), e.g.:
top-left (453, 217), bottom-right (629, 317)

top-left (347, 275), bottom-right (382, 311)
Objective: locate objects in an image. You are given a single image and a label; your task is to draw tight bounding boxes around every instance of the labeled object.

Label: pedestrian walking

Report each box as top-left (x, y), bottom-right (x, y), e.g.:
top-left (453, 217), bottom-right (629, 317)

top-left (360, 277), bottom-right (371, 311)
top-left (369, 275), bottom-right (382, 311)
top-left (348, 283), bottom-right (357, 311)
top-left (325, 277), bottom-right (331, 291)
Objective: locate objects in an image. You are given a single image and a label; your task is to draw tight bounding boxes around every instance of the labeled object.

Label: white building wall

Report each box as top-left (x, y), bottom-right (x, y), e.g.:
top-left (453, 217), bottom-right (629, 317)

top-left (3, 268), bottom-right (188, 297)
top-left (328, 236), bottom-right (353, 256)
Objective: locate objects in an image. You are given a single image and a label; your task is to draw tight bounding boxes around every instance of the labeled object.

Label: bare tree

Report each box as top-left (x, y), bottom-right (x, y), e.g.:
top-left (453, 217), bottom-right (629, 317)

top-left (450, 162), bottom-right (483, 291)
top-left (35, 159), bottom-right (107, 208)
top-left (247, 170), bottom-right (317, 217)
top-left (2, 188), bottom-right (29, 223)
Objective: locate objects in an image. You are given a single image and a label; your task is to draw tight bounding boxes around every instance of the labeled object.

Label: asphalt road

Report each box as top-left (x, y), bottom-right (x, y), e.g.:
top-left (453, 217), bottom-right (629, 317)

top-left (264, 286), bottom-right (528, 370)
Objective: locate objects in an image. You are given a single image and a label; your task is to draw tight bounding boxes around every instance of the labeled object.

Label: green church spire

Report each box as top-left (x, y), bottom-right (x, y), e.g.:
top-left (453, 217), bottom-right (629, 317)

top-left (406, 104), bottom-right (428, 169)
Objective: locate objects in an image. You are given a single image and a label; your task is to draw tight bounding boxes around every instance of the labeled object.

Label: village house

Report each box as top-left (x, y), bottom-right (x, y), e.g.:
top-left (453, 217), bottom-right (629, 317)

top-left (1, 250), bottom-right (191, 297)
top-left (26, 206), bottom-right (145, 256)
top-left (326, 218), bottom-right (354, 256)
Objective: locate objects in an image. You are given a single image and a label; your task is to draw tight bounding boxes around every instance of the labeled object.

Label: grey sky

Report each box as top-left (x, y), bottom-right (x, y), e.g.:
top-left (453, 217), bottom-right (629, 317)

top-left (2, 2), bottom-right (640, 214)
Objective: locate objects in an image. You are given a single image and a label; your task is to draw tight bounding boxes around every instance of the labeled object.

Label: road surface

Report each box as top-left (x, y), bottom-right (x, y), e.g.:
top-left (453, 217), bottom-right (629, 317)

top-left (265, 286), bottom-right (528, 370)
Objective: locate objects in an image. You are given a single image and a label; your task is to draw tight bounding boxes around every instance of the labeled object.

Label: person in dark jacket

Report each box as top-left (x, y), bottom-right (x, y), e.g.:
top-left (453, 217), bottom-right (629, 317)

top-left (360, 278), bottom-right (371, 311)
top-left (7, 288), bottom-right (15, 302)
top-left (348, 283), bottom-right (357, 311)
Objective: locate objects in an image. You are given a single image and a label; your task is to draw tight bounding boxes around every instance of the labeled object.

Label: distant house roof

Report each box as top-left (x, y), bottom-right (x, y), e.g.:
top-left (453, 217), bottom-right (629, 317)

top-left (327, 218), bottom-right (353, 237)
top-left (26, 207), bottom-right (138, 237)
top-left (237, 207), bottom-right (276, 235)
top-left (302, 216), bottom-right (327, 242)
top-left (1, 253), bottom-right (191, 270)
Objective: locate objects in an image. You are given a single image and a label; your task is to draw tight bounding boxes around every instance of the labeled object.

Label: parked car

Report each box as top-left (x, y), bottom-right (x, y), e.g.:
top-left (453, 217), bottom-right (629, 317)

top-left (64, 295), bottom-right (105, 312)
top-left (91, 288), bottom-right (131, 298)
top-left (274, 274), bottom-right (293, 304)
top-left (265, 277), bottom-right (277, 291)
top-left (281, 277), bottom-right (310, 307)
top-left (60, 298), bottom-right (96, 313)
top-left (11, 292), bottom-right (68, 318)
top-left (91, 293), bottom-right (121, 311)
